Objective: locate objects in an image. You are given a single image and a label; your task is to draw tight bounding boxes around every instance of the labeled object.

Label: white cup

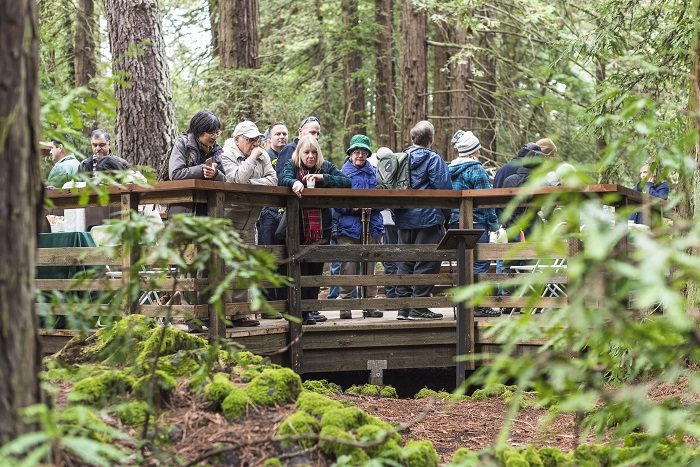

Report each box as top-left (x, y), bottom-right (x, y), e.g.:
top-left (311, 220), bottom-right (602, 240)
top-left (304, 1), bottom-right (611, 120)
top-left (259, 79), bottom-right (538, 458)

top-left (307, 177), bottom-right (315, 188)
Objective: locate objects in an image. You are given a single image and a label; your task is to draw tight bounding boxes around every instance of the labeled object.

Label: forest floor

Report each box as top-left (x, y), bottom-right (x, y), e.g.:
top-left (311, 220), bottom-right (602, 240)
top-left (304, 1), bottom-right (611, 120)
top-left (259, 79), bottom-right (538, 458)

top-left (49, 379), bottom-right (687, 466)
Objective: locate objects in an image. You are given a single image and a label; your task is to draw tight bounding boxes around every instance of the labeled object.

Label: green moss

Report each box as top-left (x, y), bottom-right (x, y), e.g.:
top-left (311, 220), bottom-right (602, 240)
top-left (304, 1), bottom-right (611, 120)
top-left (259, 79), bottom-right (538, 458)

top-left (136, 326), bottom-right (207, 369)
top-left (345, 383), bottom-right (398, 398)
top-left (276, 410), bottom-right (320, 448)
top-left (59, 406), bottom-right (114, 443)
top-left (116, 401), bottom-right (150, 426)
top-left (157, 350), bottom-right (202, 378)
top-left (263, 459), bottom-right (282, 467)
top-left (401, 440), bottom-right (439, 467)
top-left (204, 373), bottom-right (236, 407)
top-left (469, 384), bottom-right (516, 401)
top-left (521, 446), bottom-right (544, 467)
top-left (355, 424), bottom-right (400, 459)
top-left (43, 363), bottom-right (110, 383)
top-left (68, 369), bottom-right (135, 405)
top-left (318, 425), bottom-right (368, 463)
top-left (246, 368), bottom-right (302, 406)
top-left (379, 386), bottom-right (398, 398)
top-left (450, 447), bottom-right (480, 466)
top-left (230, 350), bottom-right (263, 366)
top-left (538, 447), bottom-right (567, 467)
top-left (572, 444), bottom-right (611, 466)
top-left (303, 379), bottom-right (342, 395)
top-left (295, 390), bottom-right (344, 417)
top-left (133, 370), bottom-right (177, 405)
top-left (612, 446), bottom-right (642, 463)
top-left (414, 387), bottom-right (456, 400)
top-left (499, 448), bottom-right (529, 467)
top-left (98, 315), bottom-right (158, 364)
top-left (321, 407), bottom-right (370, 431)
top-left (360, 384), bottom-right (380, 396)
top-left (221, 386), bottom-right (250, 420)
top-left (237, 364), bottom-right (283, 382)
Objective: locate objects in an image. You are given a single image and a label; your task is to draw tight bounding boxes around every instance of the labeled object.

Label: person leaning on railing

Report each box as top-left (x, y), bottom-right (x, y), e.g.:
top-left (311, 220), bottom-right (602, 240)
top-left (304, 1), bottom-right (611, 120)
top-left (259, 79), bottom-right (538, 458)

top-left (336, 134), bottom-right (385, 319)
top-left (279, 135), bottom-right (351, 325)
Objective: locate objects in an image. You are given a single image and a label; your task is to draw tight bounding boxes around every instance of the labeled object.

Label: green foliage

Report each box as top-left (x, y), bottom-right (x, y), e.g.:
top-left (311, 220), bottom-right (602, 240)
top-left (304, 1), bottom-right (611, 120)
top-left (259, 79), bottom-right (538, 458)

top-left (401, 440), bottom-right (439, 467)
top-left (263, 459), bottom-right (283, 467)
top-left (450, 447), bottom-right (480, 466)
top-left (133, 371), bottom-right (177, 405)
top-left (115, 401), bottom-right (150, 427)
top-left (295, 390), bottom-right (345, 417)
top-left (68, 370), bottom-right (135, 405)
top-left (43, 363), bottom-right (110, 384)
top-left (221, 386), bottom-right (250, 421)
top-left (246, 368), bottom-right (302, 406)
top-left (319, 425), bottom-right (369, 464)
top-left (135, 325), bottom-right (208, 369)
top-left (276, 410), bottom-right (320, 448)
top-left (204, 373), bottom-right (236, 407)
top-left (303, 379), bottom-right (343, 395)
top-left (345, 383), bottom-right (398, 398)
top-left (320, 407), bottom-right (371, 431)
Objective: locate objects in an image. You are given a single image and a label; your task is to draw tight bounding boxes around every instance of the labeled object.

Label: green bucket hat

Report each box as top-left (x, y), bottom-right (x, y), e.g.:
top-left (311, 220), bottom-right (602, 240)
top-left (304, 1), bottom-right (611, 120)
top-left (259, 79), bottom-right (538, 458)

top-left (346, 134), bottom-right (372, 156)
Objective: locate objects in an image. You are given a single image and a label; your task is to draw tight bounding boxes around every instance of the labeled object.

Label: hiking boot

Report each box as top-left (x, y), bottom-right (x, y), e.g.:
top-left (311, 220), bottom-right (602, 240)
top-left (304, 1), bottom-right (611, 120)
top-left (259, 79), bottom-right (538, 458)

top-left (232, 316), bottom-right (260, 327)
top-left (362, 309), bottom-right (383, 318)
top-left (474, 307), bottom-right (501, 318)
top-left (407, 308), bottom-right (443, 320)
top-left (314, 313), bottom-right (327, 322)
top-left (302, 315), bottom-right (317, 325)
top-left (397, 308), bottom-right (410, 320)
top-left (340, 310), bottom-right (352, 319)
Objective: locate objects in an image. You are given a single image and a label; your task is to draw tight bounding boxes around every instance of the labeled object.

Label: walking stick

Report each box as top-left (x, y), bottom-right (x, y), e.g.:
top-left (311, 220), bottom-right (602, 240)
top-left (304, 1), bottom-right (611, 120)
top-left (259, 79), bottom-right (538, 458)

top-left (360, 208), bottom-right (370, 316)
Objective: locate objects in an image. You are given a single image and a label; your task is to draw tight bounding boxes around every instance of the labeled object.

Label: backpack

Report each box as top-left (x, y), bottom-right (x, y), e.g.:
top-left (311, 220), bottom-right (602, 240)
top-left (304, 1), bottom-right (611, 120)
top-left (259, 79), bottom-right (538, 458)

top-left (376, 151), bottom-right (411, 189)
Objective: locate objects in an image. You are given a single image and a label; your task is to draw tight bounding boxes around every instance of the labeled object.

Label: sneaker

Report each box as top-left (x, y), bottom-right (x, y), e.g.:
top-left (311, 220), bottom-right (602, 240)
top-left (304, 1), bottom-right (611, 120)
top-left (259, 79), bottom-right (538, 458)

top-left (302, 315), bottom-right (317, 325)
top-left (311, 310), bottom-right (321, 316)
top-left (232, 317), bottom-right (260, 327)
top-left (396, 309), bottom-right (410, 320)
top-left (474, 307), bottom-right (501, 318)
top-left (407, 308), bottom-right (443, 320)
top-left (340, 310), bottom-right (352, 319)
top-left (314, 313), bottom-right (327, 322)
top-left (362, 309), bottom-right (383, 318)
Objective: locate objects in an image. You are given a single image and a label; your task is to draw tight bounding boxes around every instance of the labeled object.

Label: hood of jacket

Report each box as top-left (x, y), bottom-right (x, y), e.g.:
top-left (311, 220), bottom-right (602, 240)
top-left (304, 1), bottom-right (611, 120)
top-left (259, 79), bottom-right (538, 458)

top-left (448, 157), bottom-right (481, 178)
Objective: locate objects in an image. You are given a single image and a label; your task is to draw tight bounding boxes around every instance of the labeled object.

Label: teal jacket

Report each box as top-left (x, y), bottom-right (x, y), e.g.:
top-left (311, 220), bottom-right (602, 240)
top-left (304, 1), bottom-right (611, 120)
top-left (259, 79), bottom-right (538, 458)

top-left (47, 155), bottom-right (80, 187)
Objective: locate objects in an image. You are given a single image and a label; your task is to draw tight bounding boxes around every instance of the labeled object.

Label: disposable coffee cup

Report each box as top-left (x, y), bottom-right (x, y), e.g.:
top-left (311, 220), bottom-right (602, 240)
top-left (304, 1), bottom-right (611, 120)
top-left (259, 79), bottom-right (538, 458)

top-left (307, 177), bottom-right (315, 188)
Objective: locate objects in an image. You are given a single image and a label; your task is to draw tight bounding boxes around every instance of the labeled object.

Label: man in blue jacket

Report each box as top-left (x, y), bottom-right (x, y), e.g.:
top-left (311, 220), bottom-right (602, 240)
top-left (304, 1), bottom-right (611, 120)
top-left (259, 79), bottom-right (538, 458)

top-left (393, 121), bottom-right (451, 320)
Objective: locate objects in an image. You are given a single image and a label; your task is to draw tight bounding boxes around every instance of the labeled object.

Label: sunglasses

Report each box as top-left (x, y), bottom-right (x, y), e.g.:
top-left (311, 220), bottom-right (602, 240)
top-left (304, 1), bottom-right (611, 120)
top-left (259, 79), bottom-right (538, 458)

top-left (299, 116), bottom-right (320, 128)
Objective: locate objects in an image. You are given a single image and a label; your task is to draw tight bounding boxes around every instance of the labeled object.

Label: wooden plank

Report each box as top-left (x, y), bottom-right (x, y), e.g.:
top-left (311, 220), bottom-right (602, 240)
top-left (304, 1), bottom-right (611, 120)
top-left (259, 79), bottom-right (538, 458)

top-left (300, 244), bottom-right (457, 262)
top-left (37, 248), bottom-right (119, 266)
top-left (303, 296), bottom-right (455, 311)
top-left (35, 278), bottom-right (122, 291)
top-left (475, 242), bottom-right (567, 260)
top-left (224, 192), bottom-right (284, 207)
top-left (138, 304), bottom-right (208, 318)
top-left (302, 345), bottom-right (457, 372)
top-left (299, 273), bottom-right (457, 287)
top-left (225, 300), bottom-right (288, 316)
top-left (302, 327), bottom-right (456, 349)
top-left (36, 303), bottom-right (112, 316)
top-left (225, 332), bottom-right (288, 356)
top-left (476, 273), bottom-right (568, 284)
top-left (286, 196), bottom-right (303, 373)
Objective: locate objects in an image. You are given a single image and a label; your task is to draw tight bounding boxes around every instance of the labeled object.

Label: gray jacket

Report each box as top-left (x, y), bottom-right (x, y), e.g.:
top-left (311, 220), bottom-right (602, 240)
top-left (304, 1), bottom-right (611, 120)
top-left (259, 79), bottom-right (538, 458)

top-left (221, 138), bottom-right (277, 186)
top-left (168, 133), bottom-right (225, 182)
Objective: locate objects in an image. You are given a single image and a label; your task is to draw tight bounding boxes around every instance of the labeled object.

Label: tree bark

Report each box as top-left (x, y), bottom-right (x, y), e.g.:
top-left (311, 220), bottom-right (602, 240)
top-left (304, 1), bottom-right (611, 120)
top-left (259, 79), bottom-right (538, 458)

top-left (219, 0), bottom-right (259, 68)
top-left (431, 21), bottom-right (451, 159)
top-left (475, 6), bottom-right (497, 160)
top-left (342, 0), bottom-right (366, 148)
top-left (399, 0), bottom-right (427, 147)
top-left (375, 0), bottom-right (396, 149)
top-left (0, 0), bottom-right (43, 445)
top-left (208, 0), bottom-right (219, 58)
top-left (74, 0), bottom-right (96, 87)
top-left (104, 0), bottom-right (178, 169)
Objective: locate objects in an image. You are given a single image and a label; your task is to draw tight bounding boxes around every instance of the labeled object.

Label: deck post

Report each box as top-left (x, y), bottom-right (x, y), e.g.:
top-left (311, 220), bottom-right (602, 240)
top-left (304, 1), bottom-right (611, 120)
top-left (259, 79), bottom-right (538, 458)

top-left (458, 197), bottom-right (475, 380)
top-left (121, 192), bottom-right (140, 314)
top-left (207, 190), bottom-right (227, 340)
top-left (285, 196), bottom-right (303, 373)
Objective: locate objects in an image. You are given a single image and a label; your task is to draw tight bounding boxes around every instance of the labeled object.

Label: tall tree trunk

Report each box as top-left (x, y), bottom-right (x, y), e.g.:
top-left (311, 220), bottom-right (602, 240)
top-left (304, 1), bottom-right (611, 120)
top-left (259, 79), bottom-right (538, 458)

top-left (74, 0), bottom-right (96, 87)
top-left (431, 21), bottom-right (450, 159)
top-left (104, 0), bottom-right (178, 169)
top-left (375, 0), bottom-right (395, 149)
top-left (0, 0), bottom-right (42, 445)
top-left (208, 0), bottom-right (219, 58)
top-left (450, 25), bottom-right (472, 140)
top-left (342, 0), bottom-right (366, 148)
top-left (399, 0), bottom-right (427, 147)
top-left (219, 0), bottom-right (259, 68)
top-left (476, 6), bottom-right (497, 160)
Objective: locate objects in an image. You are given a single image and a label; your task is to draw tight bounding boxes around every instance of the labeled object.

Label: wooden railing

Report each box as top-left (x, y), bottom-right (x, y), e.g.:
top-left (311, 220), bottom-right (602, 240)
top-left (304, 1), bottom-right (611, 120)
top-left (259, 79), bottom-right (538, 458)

top-left (38, 181), bottom-right (655, 372)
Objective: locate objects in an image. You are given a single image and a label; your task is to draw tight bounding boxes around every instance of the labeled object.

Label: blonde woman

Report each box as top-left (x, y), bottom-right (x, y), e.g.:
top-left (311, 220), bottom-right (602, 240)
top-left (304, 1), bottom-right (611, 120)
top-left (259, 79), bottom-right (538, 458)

top-left (279, 135), bottom-right (351, 324)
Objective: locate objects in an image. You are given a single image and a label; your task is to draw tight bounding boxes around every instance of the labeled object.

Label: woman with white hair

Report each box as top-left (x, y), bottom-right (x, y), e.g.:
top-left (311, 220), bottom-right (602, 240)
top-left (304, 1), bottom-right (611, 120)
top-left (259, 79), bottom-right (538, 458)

top-left (448, 130), bottom-right (500, 318)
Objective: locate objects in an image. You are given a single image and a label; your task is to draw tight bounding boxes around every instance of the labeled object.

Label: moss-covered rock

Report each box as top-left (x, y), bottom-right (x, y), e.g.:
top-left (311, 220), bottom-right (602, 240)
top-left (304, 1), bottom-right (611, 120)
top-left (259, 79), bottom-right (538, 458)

top-left (380, 386), bottom-right (398, 398)
top-left (68, 369), bottom-right (135, 405)
top-left (59, 406), bottom-right (115, 443)
top-left (230, 350), bottom-right (263, 366)
top-left (133, 370), bottom-right (177, 406)
top-left (276, 410), bottom-right (320, 448)
top-left (498, 448), bottom-right (529, 467)
top-left (355, 423), bottom-right (401, 459)
top-left (303, 379), bottom-right (342, 395)
top-left (246, 367), bottom-right (301, 406)
top-left (157, 350), bottom-right (203, 378)
top-left (414, 387), bottom-right (459, 400)
top-left (204, 373), bottom-right (236, 407)
top-left (43, 363), bottom-right (110, 383)
top-left (295, 390), bottom-right (345, 417)
top-left (572, 444), bottom-right (611, 466)
top-left (236, 363), bottom-right (283, 382)
top-left (318, 425), bottom-right (368, 463)
top-left (521, 446), bottom-right (544, 467)
top-left (538, 446), bottom-right (567, 467)
top-left (116, 401), bottom-right (150, 426)
top-left (221, 386), bottom-right (250, 420)
top-left (469, 384), bottom-right (516, 401)
top-left (401, 440), bottom-right (439, 467)
top-left (321, 407), bottom-right (371, 431)
top-left (136, 326), bottom-right (207, 369)
top-left (450, 447), bottom-right (480, 466)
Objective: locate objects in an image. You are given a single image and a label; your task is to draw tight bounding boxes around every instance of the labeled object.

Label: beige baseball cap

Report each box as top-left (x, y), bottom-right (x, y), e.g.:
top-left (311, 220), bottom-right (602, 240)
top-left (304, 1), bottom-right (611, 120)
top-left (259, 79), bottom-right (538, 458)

top-left (233, 120), bottom-right (263, 139)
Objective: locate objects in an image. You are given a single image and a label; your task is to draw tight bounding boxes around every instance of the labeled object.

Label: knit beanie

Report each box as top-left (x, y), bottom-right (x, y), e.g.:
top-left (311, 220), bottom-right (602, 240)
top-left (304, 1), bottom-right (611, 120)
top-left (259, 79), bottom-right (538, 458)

top-left (452, 130), bottom-right (481, 156)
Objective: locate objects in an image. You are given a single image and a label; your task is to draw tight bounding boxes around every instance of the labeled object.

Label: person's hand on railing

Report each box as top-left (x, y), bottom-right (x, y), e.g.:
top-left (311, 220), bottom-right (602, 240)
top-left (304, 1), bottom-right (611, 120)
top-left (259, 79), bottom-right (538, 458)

top-left (292, 180), bottom-right (305, 197)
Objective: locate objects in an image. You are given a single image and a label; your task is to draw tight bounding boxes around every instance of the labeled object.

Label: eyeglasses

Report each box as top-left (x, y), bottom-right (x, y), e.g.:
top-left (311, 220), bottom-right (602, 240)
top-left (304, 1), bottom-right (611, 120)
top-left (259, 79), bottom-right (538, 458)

top-left (243, 135), bottom-right (261, 144)
top-left (299, 116), bottom-right (320, 128)
top-left (205, 130), bottom-right (222, 138)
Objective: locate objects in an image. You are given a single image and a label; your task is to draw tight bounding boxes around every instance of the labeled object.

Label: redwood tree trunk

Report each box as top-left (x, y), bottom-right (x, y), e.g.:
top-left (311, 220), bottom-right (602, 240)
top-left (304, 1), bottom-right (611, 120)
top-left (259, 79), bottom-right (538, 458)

top-left (342, 0), bottom-right (366, 148)
top-left (104, 0), bottom-right (178, 169)
top-left (208, 0), bottom-right (219, 58)
top-left (74, 0), bottom-right (96, 87)
top-left (431, 22), bottom-right (450, 159)
top-left (476, 6), bottom-right (497, 160)
top-left (399, 0), bottom-right (427, 147)
top-left (219, 0), bottom-right (259, 68)
top-left (0, 0), bottom-right (42, 445)
top-left (375, 0), bottom-right (396, 149)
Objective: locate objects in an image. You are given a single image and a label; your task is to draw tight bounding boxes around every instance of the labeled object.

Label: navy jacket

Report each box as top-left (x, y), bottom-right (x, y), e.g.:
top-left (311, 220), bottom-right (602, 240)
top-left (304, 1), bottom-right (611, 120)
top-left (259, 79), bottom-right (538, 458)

top-left (493, 143), bottom-right (542, 188)
top-left (392, 145), bottom-right (451, 229)
top-left (629, 181), bottom-right (669, 224)
top-left (337, 160), bottom-right (384, 240)
top-left (275, 138), bottom-right (298, 184)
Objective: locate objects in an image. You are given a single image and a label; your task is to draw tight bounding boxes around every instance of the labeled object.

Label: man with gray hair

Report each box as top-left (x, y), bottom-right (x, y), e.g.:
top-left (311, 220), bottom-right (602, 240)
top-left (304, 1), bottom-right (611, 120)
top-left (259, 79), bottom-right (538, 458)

top-left (78, 129), bottom-right (130, 173)
top-left (393, 121), bottom-right (451, 320)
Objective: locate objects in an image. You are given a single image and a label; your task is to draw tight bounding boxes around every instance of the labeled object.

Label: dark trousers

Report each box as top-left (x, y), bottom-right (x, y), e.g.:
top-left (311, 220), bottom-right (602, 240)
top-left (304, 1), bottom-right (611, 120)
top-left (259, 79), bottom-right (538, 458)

top-left (301, 261), bottom-right (324, 303)
top-left (382, 224), bottom-right (399, 298)
top-left (256, 209), bottom-right (287, 301)
top-left (396, 224), bottom-right (444, 298)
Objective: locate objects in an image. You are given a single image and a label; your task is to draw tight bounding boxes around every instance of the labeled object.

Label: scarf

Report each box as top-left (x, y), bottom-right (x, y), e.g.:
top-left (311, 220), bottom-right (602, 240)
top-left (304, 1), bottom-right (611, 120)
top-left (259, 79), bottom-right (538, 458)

top-left (298, 166), bottom-right (323, 244)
